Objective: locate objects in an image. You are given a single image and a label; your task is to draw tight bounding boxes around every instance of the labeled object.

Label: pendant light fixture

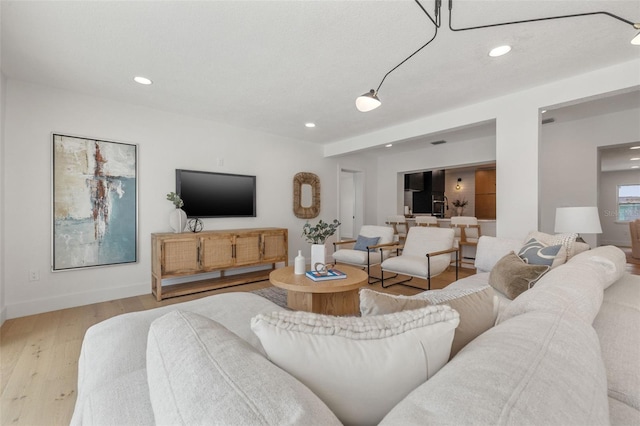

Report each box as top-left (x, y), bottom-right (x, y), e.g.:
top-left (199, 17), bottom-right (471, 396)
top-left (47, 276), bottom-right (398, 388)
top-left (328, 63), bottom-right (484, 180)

top-left (356, 0), bottom-right (640, 112)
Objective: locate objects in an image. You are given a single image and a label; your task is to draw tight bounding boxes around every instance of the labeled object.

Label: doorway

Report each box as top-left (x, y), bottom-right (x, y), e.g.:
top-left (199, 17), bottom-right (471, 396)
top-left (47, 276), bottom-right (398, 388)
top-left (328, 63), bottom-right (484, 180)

top-left (339, 169), bottom-right (364, 240)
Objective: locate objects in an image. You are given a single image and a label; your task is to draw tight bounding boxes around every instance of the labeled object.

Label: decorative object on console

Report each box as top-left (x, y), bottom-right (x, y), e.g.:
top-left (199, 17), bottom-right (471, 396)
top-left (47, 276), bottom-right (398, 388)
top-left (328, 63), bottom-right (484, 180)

top-left (52, 134), bottom-right (138, 271)
top-left (187, 218), bottom-right (203, 233)
top-left (554, 206), bottom-right (602, 244)
top-left (293, 172), bottom-right (321, 219)
top-left (355, 0), bottom-right (640, 112)
top-left (302, 219), bottom-right (341, 267)
top-left (167, 192), bottom-right (187, 233)
top-left (452, 198), bottom-right (468, 216)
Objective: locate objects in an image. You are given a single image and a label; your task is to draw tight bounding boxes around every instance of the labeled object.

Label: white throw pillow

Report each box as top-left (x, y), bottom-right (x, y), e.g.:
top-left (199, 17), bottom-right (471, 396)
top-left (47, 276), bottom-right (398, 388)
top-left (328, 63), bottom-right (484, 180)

top-left (147, 311), bottom-right (341, 426)
top-left (474, 236), bottom-right (524, 273)
top-left (250, 306), bottom-right (459, 426)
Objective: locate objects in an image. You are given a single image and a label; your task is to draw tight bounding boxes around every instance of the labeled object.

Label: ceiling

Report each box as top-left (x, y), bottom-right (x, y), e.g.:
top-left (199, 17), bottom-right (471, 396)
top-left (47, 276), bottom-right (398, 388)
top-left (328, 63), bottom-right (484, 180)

top-left (2, 0), bottom-right (639, 145)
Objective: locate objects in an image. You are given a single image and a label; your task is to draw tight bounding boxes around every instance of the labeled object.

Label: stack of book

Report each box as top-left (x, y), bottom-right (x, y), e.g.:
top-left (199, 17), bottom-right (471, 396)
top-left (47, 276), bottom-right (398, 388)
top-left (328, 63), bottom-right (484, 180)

top-left (305, 268), bottom-right (347, 282)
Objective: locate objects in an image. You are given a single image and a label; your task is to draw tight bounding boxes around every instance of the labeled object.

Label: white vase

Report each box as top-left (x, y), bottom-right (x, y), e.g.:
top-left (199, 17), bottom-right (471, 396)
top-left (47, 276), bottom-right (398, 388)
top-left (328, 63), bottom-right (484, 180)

top-left (456, 207), bottom-right (463, 216)
top-left (310, 244), bottom-right (326, 270)
top-left (169, 208), bottom-right (187, 233)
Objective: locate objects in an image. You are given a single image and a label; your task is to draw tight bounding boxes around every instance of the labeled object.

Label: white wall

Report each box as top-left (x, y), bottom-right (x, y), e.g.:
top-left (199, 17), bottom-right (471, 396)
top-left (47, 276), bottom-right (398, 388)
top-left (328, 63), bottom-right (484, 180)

top-left (540, 108), bottom-right (640, 247)
top-left (374, 137), bottom-right (496, 226)
top-left (599, 169), bottom-right (639, 247)
top-left (2, 79), bottom-right (372, 319)
top-left (0, 72), bottom-right (6, 325)
top-left (445, 168), bottom-right (477, 218)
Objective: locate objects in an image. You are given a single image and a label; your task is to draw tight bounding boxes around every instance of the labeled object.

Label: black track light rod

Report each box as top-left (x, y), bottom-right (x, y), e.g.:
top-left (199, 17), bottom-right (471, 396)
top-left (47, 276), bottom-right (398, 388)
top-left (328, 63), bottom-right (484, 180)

top-left (375, 0), bottom-right (441, 94)
top-left (448, 0), bottom-right (638, 32)
top-left (360, 0), bottom-right (639, 112)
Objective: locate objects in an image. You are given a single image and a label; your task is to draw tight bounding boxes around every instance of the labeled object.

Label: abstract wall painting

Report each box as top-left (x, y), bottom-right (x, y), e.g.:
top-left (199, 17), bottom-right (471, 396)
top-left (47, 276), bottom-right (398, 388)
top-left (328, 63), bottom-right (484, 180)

top-left (52, 134), bottom-right (138, 271)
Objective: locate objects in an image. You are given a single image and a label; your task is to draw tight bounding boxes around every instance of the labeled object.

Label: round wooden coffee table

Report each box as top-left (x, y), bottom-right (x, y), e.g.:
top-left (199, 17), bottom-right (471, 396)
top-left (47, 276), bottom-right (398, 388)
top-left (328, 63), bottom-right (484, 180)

top-left (269, 265), bottom-right (368, 316)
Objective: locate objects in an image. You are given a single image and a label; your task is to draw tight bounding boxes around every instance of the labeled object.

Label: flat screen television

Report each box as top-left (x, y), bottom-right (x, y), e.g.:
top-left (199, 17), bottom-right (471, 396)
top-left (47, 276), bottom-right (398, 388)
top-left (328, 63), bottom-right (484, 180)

top-left (176, 169), bottom-right (256, 218)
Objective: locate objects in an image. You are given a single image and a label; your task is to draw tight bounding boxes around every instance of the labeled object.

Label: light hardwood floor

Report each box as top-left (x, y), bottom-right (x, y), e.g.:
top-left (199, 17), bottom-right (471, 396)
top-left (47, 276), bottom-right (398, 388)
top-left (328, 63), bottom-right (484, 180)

top-left (0, 264), bottom-right (470, 426)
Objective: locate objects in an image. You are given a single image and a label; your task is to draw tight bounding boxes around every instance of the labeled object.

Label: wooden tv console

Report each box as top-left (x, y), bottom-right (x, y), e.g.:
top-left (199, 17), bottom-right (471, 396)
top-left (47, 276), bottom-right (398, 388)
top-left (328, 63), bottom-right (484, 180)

top-left (151, 228), bottom-right (288, 301)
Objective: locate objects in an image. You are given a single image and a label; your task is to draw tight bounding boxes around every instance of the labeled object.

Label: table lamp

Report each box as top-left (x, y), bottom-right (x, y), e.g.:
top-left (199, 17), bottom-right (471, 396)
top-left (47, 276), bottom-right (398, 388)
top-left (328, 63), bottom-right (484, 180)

top-left (554, 206), bottom-right (603, 243)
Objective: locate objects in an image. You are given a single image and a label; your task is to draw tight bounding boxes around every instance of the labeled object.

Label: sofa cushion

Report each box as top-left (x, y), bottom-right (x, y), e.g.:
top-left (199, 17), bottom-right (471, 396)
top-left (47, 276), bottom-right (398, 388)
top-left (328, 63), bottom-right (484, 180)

top-left (498, 249), bottom-right (608, 325)
top-left (518, 238), bottom-right (565, 267)
top-left (488, 251), bottom-right (549, 300)
top-left (147, 311), bottom-right (340, 426)
top-left (569, 245), bottom-right (627, 289)
top-left (474, 236), bottom-right (523, 273)
top-left (73, 370), bottom-right (154, 426)
top-left (332, 248), bottom-right (383, 266)
top-left (359, 286), bottom-right (497, 358)
top-left (71, 292), bottom-right (284, 425)
top-left (380, 311), bottom-right (610, 426)
top-left (250, 306), bottom-right (459, 426)
top-left (594, 274), bottom-right (640, 413)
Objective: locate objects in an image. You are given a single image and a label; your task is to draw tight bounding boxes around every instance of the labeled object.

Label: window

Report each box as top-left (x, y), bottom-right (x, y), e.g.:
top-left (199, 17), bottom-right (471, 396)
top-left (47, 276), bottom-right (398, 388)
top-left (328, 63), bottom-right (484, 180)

top-left (617, 184), bottom-right (640, 221)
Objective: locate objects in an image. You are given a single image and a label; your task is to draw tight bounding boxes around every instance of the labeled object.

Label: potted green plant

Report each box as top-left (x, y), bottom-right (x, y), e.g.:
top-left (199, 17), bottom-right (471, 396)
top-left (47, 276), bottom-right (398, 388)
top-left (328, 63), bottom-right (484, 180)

top-left (166, 192), bottom-right (187, 232)
top-left (452, 198), bottom-right (468, 216)
top-left (302, 219), bottom-right (341, 267)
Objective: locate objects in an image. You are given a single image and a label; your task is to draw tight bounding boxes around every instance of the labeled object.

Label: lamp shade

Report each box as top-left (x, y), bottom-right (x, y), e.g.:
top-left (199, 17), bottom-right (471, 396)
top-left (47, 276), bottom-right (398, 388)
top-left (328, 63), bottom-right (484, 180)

top-left (632, 32), bottom-right (640, 45)
top-left (554, 207), bottom-right (603, 234)
top-left (355, 90), bottom-right (381, 112)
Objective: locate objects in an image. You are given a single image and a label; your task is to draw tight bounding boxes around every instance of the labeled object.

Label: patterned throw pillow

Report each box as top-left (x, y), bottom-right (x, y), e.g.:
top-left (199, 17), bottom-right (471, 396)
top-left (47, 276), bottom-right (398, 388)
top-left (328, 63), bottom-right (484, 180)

top-left (526, 231), bottom-right (577, 261)
top-left (518, 238), bottom-right (563, 267)
top-left (353, 235), bottom-right (380, 252)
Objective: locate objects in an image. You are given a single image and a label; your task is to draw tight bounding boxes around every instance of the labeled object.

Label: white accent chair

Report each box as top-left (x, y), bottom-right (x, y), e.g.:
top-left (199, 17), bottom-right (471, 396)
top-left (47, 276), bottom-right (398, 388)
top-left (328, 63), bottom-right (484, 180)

top-left (450, 216), bottom-right (481, 267)
top-left (386, 215), bottom-right (409, 242)
top-left (414, 216), bottom-right (439, 227)
top-left (332, 225), bottom-right (396, 283)
top-left (380, 227), bottom-right (458, 290)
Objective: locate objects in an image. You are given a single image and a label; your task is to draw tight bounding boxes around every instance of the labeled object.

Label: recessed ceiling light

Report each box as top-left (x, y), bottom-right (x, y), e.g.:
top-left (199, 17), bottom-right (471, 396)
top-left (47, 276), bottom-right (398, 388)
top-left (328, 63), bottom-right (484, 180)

top-left (630, 157), bottom-right (640, 161)
top-left (489, 45), bottom-right (511, 57)
top-left (134, 76), bottom-right (153, 85)
top-left (631, 146), bottom-right (640, 150)
top-left (305, 122), bottom-right (316, 128)
top-left (632, 165), bottom-right (640, 169)
top-left (385, 144), bottom-right (393, 148)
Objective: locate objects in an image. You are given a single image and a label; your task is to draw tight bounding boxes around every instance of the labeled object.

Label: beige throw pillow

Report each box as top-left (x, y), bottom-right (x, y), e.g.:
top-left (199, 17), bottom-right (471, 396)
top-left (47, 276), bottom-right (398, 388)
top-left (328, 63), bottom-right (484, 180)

top-left (489, 251), bottom-right (550, 300)
top-left (359, 286), bottom-right (497, 358)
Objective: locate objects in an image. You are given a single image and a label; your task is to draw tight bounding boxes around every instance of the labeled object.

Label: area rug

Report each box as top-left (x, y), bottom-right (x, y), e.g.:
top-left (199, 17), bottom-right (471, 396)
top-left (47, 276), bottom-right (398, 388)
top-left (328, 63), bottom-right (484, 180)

top-left (251, 286), bottom-right (289, 309)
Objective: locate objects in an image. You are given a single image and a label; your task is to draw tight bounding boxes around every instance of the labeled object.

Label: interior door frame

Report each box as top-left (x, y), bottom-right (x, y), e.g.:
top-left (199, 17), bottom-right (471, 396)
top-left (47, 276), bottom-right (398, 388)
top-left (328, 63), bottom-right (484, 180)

top-left (338, 168), bottom-right (364, 241)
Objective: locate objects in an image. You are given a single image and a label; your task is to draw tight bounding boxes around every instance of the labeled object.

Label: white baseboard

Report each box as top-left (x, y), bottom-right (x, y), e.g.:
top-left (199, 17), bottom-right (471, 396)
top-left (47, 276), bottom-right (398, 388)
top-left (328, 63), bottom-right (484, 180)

top-left (0, 305), bottom-right (6, 327)
top-left (5, 282), bottom-right (149, 320)
top-left (600, 240), bottom-right (631, 248)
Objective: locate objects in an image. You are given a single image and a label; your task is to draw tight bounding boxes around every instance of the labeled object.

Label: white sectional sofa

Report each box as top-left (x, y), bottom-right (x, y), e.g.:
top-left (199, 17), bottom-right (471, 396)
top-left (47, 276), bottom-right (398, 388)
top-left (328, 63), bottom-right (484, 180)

top-left (71, 236), bottom-right (640, 425)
